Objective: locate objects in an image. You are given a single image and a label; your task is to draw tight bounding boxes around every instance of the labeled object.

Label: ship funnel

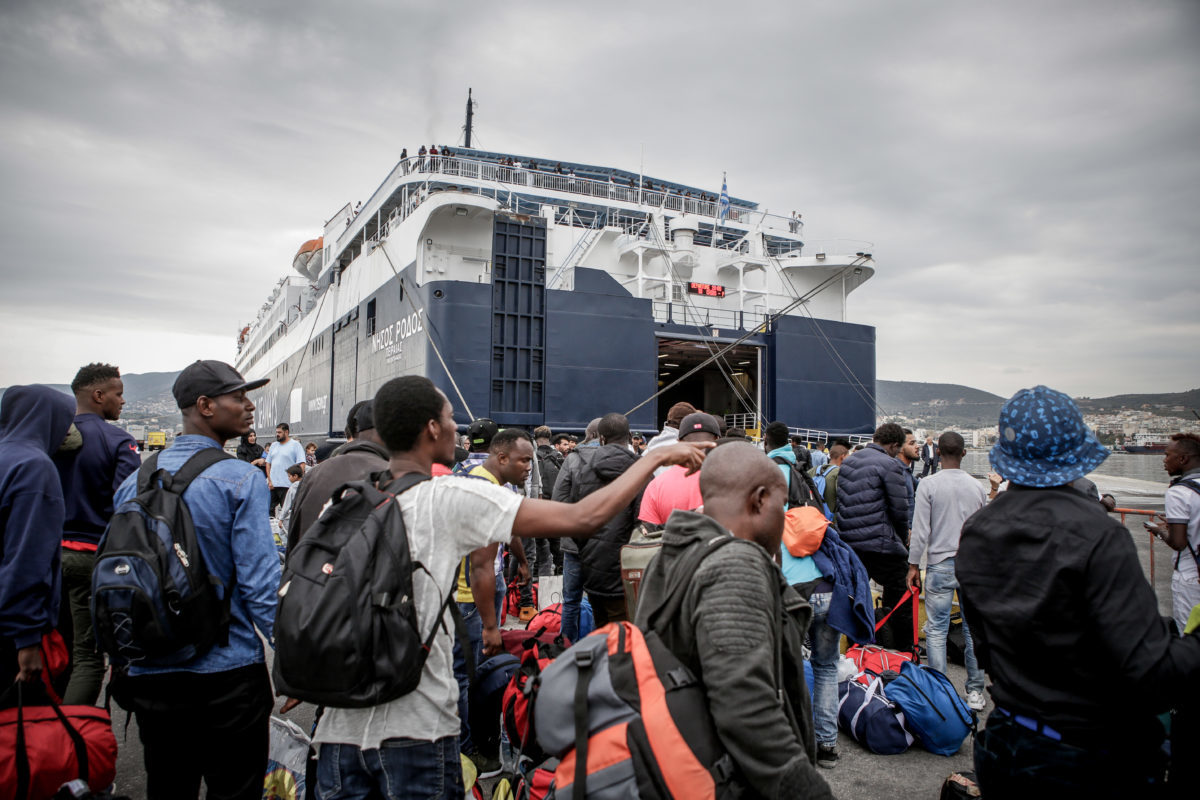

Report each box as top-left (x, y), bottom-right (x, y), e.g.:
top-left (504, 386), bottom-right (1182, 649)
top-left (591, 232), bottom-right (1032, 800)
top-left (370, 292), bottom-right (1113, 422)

top-left (293, 237), bottom-right (324, 280)
top-left (669, 217), bottom-right (698, 252)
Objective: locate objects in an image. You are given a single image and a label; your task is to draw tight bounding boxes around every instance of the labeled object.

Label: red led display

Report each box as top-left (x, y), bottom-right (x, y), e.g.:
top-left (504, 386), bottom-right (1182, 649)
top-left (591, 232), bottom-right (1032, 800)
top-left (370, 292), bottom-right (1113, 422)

top-left (687, 282), bottom-right (726, 298)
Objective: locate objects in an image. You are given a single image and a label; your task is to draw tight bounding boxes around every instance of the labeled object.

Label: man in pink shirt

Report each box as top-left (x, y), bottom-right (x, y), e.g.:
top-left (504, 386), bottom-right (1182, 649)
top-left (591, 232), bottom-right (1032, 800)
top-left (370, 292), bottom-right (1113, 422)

top-left (638, 412), bottom-right (721, 526)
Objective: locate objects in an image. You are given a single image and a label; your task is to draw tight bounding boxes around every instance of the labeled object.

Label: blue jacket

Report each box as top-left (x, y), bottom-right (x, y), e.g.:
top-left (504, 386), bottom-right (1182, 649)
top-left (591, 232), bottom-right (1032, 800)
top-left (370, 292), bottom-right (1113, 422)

top-left (811, 525), bottom-right (876, 644)
top-left (0, 386), bottom-right (75, 649)
top-left (54, 413), bottom-right (141, 548)
top-left (834, 443), bottom-right (910, 556)
top-left (112, 435), bottom-right (281, 675)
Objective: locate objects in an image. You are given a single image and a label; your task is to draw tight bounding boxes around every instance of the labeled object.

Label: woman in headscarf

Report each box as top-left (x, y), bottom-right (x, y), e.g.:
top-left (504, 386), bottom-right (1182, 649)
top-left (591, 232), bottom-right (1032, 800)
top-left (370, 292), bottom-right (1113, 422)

top-left (236, 431), bottom-right (266, 474)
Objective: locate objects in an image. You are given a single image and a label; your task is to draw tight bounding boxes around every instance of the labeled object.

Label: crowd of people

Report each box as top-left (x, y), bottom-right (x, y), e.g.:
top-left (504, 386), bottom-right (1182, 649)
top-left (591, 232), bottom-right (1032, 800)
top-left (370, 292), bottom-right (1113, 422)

top-left (2, 361), bottom-right (1199, 799)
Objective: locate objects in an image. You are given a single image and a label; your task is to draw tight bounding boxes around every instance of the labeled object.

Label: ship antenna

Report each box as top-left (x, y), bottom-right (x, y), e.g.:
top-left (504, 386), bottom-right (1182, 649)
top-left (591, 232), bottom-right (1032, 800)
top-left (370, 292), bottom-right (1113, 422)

top-left (464, 88), bottom-right (474, 149)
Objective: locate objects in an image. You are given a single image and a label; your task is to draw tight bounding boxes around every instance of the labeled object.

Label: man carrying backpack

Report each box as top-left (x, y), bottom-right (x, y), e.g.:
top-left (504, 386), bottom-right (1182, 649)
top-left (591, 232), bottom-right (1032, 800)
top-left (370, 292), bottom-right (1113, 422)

top-left (634, 441), bottom-right (833, 799)
top-left (808, 440), bottom-right (848, 514)
top-left (108, 360), bottom-right (281, 800)
top-left (551, 412), bottom-right (642, 635)
top-left (303, 376), bottom-right (709, 800)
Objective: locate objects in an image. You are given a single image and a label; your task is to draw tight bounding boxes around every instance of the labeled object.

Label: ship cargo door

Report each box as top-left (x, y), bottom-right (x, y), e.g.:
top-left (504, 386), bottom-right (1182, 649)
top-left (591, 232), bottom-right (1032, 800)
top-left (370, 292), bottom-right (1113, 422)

top-left (490, 215), bottom-right (547, 426)
top-left (655, 337), bottom-right (762, 434)
top-left (331, 315), bottom-right (359, 435)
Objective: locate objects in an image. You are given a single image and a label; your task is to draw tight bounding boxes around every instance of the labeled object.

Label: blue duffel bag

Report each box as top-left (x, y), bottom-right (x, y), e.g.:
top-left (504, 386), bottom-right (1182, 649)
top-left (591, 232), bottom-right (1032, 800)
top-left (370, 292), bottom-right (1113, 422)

top-left (885, 660), bottom-right (975, 756)
top-left (837, 676), bottom-right (914, 755)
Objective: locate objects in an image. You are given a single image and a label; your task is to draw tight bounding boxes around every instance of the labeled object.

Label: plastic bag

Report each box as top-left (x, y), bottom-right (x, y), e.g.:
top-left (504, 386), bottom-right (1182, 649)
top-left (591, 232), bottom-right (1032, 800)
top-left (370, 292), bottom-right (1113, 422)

top-left (264, 716), bottom-right (311, 800)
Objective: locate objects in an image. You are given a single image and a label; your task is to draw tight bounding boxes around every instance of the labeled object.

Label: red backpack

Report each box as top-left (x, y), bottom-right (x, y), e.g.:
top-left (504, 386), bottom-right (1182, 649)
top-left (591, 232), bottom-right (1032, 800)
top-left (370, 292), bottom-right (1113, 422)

top-left (526, 603), bottom-right (562, 633)
top-left (502, 634), bottom-right (571, 761)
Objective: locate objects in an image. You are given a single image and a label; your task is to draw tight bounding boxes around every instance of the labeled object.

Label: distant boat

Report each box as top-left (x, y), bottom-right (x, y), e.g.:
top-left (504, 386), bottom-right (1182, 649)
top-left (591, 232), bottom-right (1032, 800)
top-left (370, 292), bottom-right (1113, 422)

top-left (1122, 433), bottom-right (1169, 454)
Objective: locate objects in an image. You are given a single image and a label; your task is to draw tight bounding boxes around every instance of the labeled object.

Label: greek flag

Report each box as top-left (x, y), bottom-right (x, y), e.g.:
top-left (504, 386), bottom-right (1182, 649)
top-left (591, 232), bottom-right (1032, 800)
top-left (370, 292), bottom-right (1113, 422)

top-left (718, 174), bottom-right (730, 221)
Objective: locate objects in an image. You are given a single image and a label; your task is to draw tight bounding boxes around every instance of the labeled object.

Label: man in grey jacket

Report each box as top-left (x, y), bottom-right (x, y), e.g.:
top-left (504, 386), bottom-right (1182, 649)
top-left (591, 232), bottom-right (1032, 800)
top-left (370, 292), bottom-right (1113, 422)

top-left (634, 441), bottom-right (833, 800)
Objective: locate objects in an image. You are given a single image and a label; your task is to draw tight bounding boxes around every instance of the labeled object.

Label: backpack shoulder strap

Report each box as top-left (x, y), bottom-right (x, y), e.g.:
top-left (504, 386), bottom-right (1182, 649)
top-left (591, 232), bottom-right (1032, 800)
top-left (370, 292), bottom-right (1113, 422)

top-left (167, 447), bottom-right (235, 494)
top-left (1173, 477), bottom-right (1200, 497)
top-left (378, 470), bottom-right (434, 497)
top-left (135, 451), bottom-right (162, 493)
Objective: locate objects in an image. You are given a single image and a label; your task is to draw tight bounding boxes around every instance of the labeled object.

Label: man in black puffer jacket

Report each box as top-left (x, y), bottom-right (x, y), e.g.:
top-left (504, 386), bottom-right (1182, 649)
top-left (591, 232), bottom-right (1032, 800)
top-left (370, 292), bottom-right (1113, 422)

top-left (835, 422), bottom-right (912, 651)
top-left (552, 412), bottom-right (642, 632)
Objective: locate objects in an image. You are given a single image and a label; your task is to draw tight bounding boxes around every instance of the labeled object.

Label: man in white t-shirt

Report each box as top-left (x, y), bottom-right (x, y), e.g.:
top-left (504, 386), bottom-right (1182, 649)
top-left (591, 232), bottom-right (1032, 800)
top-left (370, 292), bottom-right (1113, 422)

top-left (1149, 432), bottom-right (1200, 631)
top-left (303, 376), bottom-right (709, 800)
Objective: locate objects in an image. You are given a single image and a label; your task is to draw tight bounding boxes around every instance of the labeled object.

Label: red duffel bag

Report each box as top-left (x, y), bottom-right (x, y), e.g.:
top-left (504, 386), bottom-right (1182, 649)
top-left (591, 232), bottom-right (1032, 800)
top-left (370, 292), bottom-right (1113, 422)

top-left (0, 681), bottom-right (117, 800)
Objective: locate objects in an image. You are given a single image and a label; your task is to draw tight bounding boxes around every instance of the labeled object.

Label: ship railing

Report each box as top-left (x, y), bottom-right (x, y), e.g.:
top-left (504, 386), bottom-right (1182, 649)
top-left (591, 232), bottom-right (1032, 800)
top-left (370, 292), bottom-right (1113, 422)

top-left (788, 427), bottom-right (831, 444)
top-left (652, 301), bottom-right (768, 331)
top-left (378, 155), bottom-right (806, 236)
top-left (724, 413), bottom-right (764, 433)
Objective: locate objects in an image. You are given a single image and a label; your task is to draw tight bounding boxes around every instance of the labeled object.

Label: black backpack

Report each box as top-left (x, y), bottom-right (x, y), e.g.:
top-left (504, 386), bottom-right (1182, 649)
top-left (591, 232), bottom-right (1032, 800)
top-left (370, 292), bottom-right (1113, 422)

top-left (771, 455), bottom-right (826, 513)
top-left (91, 448), bottom-right (235, 667)
top-left (273, 471), bottom-right (465, 708)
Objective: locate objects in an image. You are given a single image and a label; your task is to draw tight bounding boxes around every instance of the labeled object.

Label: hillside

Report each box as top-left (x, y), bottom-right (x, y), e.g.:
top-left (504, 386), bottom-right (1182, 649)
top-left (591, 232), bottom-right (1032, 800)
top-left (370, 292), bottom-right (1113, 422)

top-left (876, 380), bottom-right (1007, 428)
top-left (1076, 388), bottom-right (1200, 416)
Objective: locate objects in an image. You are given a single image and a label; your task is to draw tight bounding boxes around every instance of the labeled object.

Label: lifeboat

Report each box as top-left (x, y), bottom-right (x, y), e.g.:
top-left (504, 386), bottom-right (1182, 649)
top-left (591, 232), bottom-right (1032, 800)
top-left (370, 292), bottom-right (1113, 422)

top-left (293, 237), bottom-right (324, 280)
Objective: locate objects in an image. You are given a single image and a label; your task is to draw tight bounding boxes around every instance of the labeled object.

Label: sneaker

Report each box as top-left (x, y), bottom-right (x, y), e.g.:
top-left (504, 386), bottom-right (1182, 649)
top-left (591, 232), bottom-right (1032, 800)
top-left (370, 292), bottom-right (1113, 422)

top-left (519, 605), bottom-right (538, 623)
top-left (816, 744), bottom-right (839, 769)
top-left (966, 690), bottom-right (986, 711)
top-left (468, 751), bottom-right (503, 779)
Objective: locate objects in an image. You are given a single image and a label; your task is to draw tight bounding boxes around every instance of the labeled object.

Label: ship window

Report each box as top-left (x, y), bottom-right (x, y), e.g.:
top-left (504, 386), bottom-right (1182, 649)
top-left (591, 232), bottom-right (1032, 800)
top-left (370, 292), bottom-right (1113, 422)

top-left (671, 283), bottom-right (684, 302)
top-left (366, 299), bottom-right (377, 336)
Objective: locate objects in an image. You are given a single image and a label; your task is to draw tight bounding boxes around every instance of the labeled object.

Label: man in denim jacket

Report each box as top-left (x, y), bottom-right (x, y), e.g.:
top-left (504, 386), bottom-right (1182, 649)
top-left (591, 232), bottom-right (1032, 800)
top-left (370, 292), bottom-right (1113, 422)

top-left (112, 361), bottom-right (280, 800)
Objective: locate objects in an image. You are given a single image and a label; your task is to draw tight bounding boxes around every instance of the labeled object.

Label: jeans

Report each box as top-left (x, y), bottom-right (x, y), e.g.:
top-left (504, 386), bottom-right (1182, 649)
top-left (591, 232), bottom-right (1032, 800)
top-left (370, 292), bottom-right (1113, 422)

top-left (61, 548), bottom-right (104, 705)
top-left (806, 592), bottom-right (840, 747)
top-left (561, 551), bottom-right (584, 642)
top-left (924, 558), bottom-right (984, 694)
top-left (975, 712), bottom-right (1165, 796)
top-left (316, 736), bottom-right (463, 800)
top-left (452, 602), bottom-right (483, 754)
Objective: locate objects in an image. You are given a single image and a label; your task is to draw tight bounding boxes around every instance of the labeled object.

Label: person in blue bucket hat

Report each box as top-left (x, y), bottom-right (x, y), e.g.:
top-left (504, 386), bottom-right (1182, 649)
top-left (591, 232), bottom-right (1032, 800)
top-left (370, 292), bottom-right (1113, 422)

top-left (956, 385), bottom-right (1200, 795)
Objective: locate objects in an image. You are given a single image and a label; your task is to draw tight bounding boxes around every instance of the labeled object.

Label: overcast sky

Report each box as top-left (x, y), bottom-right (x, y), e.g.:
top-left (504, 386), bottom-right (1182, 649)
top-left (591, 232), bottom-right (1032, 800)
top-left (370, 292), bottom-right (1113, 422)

top-left (2, 0), bottom-right (1197, 400)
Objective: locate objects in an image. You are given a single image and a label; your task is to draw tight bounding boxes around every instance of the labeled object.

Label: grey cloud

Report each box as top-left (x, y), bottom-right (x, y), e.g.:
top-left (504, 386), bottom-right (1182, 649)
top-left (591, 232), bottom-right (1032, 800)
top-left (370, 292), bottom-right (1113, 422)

top-left (1, 0), bottom-right (1197, 398)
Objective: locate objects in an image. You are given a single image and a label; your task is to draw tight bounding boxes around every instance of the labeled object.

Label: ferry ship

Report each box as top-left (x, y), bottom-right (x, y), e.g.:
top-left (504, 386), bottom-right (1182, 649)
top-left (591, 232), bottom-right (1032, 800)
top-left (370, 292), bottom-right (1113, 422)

top-left (1121, 433), bottom-right (1170, 454)
top-left (235, 98), bottom-right (879, 439)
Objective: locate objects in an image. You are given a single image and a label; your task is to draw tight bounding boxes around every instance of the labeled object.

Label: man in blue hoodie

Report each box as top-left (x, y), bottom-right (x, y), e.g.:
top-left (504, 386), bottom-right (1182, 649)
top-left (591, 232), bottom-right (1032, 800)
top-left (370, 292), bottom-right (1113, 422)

top-left (0, 385), bottom-right (76, 686)
top-left (53, 363), bottom-right (140, 704)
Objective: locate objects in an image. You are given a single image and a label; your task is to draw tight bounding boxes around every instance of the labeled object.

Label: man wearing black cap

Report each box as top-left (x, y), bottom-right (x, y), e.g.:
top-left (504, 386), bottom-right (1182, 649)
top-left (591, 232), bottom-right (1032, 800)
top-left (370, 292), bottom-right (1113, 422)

top-left (285, 400), bottom-right (390, 552)
top-left (958, 386), bottom-right (1200, 795)
top-left (638, 412), bottom-right (722, 527)
top-left (111, 360), bottom-right (282, 800)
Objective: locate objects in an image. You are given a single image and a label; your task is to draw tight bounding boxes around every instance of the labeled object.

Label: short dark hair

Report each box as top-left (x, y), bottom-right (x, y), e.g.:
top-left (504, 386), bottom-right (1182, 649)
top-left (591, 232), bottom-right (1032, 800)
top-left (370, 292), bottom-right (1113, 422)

top-left (286, 464), bottom-right (304, 478)
top-left (903, 428), bottom-right (913, 436)
top-left (277, 422), bottom-right (290, 432)
top-left (490, 428), bottom-right (527, 454)
top-left (598, 412), bottom-right (630, 444)
top-left (829, 442), bottom-right (849, 459)
top-left (764, 421), bottom-right (791, 450)
top-left (937, 431), bottom-right (966, 458)
top-left (71, 363), bottom-right (120, 394)
top-left (873, 423), bottom-right (905, 447)
top-left (1171, 432), bottom-right (1200, 460)
top-left (552, 433), bottom-right (573, 446)
top-left (374, 376), bottom-right (446, 453)
top-left (345, 400), bottom-right (369, 438)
